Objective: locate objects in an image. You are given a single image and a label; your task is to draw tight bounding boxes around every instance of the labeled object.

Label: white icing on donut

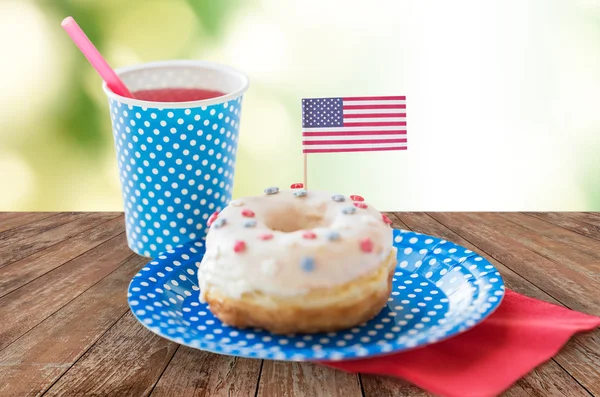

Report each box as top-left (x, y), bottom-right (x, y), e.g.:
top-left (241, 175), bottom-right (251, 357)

top-left (198, 189), bottom-right (394, 301)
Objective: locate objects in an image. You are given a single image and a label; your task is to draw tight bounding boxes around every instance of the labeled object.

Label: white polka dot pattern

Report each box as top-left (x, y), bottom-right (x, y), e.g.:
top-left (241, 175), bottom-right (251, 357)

top-left (128, 229), bottom-right (505, 361)
top-left (108, 96), bottom-right (243, 257)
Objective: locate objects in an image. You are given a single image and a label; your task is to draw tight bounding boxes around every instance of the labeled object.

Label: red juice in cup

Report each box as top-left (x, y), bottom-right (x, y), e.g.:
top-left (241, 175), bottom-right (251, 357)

top-left (133, 88), bottom-right (226, 102)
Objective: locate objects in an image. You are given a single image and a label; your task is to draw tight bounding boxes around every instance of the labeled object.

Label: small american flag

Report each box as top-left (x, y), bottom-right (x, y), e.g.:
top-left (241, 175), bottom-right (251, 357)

top-left (301, 96), bottom-right (407, 153)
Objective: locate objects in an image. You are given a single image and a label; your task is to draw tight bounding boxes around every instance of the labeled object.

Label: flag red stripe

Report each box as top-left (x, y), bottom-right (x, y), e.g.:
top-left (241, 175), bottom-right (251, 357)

top-left (303, 138), bottom-right (407, 145)
top-left (343, 104), bottom-right (406, 110)
top-left (342, 96), bottom-right (406, 101)
top-left (303, 130), bottom-right (406, 136)
top-left (343, 121), bottom-right (407, 127)
top-left (303, 147), bottom-right (407, 153)
top-left (343, 113), bottom-right (406, 119)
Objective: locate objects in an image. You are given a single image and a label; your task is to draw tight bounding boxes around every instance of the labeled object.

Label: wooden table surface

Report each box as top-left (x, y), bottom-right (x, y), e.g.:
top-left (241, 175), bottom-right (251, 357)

top-left (0, 212), bottom-right (598, 397)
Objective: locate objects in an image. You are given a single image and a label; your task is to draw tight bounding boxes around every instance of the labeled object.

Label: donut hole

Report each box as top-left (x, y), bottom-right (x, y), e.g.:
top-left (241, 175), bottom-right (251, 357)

top-left (263, 202), bottom-right (329, 233)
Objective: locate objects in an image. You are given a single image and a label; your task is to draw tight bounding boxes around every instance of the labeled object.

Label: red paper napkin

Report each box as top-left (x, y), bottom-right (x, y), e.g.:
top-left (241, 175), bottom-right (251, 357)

top-left (323, 290), bottom-right (600, 397)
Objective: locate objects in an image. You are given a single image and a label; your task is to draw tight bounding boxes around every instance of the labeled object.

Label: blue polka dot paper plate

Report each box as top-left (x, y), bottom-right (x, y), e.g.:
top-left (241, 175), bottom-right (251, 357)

top-left (128, 229), bottom-right (505, 361)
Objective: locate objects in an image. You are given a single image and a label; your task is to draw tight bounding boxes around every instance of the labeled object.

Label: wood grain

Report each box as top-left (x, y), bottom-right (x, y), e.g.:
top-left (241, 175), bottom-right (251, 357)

top-left (499, 381), bottom-right (551, 397)
top-left (0, 216), bottom-right (125, 298)
top-left (566, 213), bottom-right (600, 228)
top-left (428, 212), bottom-right (600, 316)
top-left (0, 212), bottom-right (120, 268)
top-left (43, 313), bottom-right (178, 397)
top-left (0, 254), bottom-right (146, 397)
top-left (256, 361), bottom-right (363, 397)
top-left (0, 233), bottom-right (131, 351)
top-left (382, 212), bottom-right (409, 230)
top-left (526, 212), bottom-right (600, 242)
top-left (514, 360), bottom-right (593, 397)
top-left (361, 374), bottom-right (432, 397)
top-left (0, 212), bottom-right (87, 250)
top-left (553, 328), bottom-right (600, 396)
top-left (150, 347), bottom-right (262, 397)
top-left (0, 212), bottom-right (56, 233)
top-left (0, 212), bottom-right (22, 221)
top-left (472, 212), bottom-right (600, 281)
top-left (499, 213), bottom-right (600, 262)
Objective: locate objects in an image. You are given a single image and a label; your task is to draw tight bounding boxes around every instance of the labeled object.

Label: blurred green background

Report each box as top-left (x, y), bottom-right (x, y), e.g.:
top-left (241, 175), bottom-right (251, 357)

top-left (1, 0), bottom-right (599, 211)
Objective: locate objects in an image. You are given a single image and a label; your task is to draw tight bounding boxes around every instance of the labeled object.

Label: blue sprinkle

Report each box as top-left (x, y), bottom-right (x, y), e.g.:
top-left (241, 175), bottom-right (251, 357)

top-left (243, 219), bottom-right (257, 228)
top-left (264, 186), bottom-right (279, 195)
top-left (331, 194), bottom-right (345, 202)
top-left (342, 206), bottom-right (356, 214)
top-left (293, 189), bottom-right (307, 197)
top-left (300, 256), bottom-right (315, 272)
top-left (328, 231), bottom-right (341, 241)
top-left (213, 218), bottom-right (227, 228)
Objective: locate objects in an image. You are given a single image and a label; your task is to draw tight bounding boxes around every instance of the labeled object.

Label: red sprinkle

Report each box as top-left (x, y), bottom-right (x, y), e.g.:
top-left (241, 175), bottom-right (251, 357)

top-left (234, 240), bottom-right (247, 253)
top-left (241, 208), bottom-right (255, 217)
top-left (302, 231), bottom-right (317, 239)
top-left (350, 195), bottom-right (364, 202)
top-left (360, 237), bottom-right (374, 253)
top-left (207, 211), bottom-right (219, 226)
top-left (353, 202), bottom-right (368, 209)
top-left (258, 233), bottom-right (274, 240)
top-left (290, 182), bottom-right (304, 189)
top-left (382, 214), bottom-right (393, 225)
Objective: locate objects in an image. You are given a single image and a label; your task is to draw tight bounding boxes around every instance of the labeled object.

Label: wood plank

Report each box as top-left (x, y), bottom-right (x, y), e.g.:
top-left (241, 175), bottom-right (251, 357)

top-left (567, 212), bottom-right (600, 228)
top-left (0, 212), bottom-right (121, 269)
top-left (150, 347), bottom-right (262, 397)
top-left (0, 216), bottom-right (126, 298)
top-left (256, 361), bottom-right (363, 397)
top-left (361, 374), bottom-right (432, 396)
top-left (526, 212), bottom-right (600, 242)
top-left (553, 329), bottom-right (600, 396)
top-left (473, 213), bottom-right (600, 281)
top-left (0, 212), bottom-right (21, 221)
top-left (383, 212), bottom-right (409, 230)
top-left (43, 313), bottom-right (178, 397)
top-left (0, 254), bottom-right (146, 397)
top-left (359, 376), bottom-right (570, 397)
top-left (499, 384), bottom-right (535, 397)
top-left (513, 360), bottom-right (593, 397)
top-left (395, 212), bottom-right (600, 396)
top-left (0, 212), bottom-right (88, 250)
top-left (499, 213), bottom-right (600, 263)
top-left (0, 212), bottom-right (51, 224)
top-left (428, 212), bottom-right (599, 316)
top-left (0, 233), bottom-right (131, 351)
top-left (0, 212), bottom-right (57, 233)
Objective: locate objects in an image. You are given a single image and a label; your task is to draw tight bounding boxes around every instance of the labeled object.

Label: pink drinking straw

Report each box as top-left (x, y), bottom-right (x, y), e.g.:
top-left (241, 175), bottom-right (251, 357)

top-left (61, 16), bottom-right (134, 98)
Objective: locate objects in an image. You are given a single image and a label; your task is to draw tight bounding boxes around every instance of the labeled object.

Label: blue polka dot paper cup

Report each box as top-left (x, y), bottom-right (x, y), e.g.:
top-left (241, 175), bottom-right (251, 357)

top-left (102, 60), bottom-right (249, 257)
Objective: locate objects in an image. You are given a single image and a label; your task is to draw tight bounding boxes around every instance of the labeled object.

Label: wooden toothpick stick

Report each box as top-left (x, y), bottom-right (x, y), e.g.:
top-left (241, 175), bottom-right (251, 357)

top-left (303, 154), bottom-right (308, 189)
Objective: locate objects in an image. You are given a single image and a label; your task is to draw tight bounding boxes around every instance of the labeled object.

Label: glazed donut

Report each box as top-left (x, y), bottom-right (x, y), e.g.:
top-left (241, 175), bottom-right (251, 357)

top-left (197, 186), bottom-right (397, 334)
